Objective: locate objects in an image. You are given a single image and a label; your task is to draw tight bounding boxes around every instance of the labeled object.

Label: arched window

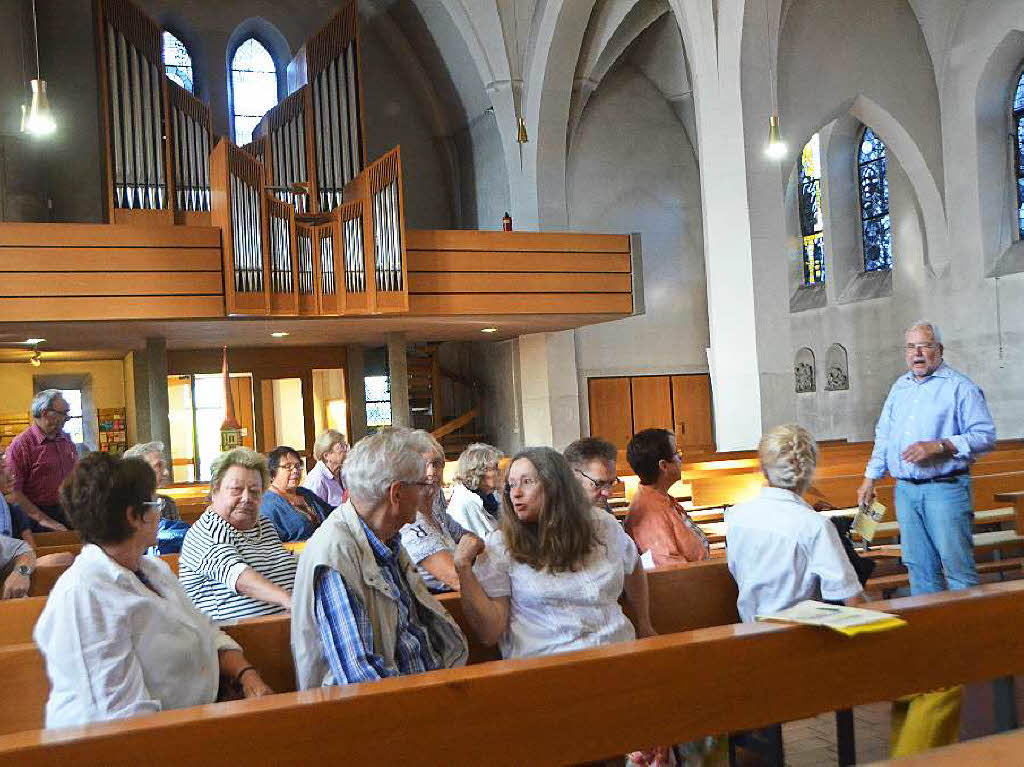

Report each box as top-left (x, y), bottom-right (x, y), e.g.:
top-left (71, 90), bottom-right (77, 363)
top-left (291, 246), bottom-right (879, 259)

top-left (798, 133), bottom-right (825, 286)
top-left (1012, 69), bottom-right (1024, 239)
top-left (162, 31), bottom-right (194, 93)
top-left (858, 127), bottom-right (892, 272)
top-left (230, 38), bottom-right (278, 146)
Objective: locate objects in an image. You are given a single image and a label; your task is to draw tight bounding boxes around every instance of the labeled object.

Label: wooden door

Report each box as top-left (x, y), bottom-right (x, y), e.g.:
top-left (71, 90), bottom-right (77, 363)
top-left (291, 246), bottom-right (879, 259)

top-left (630, 376), bottom-right (672, 433)
top-left (671, 374), bottom-right (715, 453)
top-left (588, 378), bottom-right (632, 454)
top-left (228, 377), bottom-right (256, 450)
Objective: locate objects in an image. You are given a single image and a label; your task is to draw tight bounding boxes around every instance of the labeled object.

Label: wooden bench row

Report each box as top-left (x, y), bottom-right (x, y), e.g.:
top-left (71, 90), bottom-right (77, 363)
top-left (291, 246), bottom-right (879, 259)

top-left (0, 580), bottom-right (1021, 764)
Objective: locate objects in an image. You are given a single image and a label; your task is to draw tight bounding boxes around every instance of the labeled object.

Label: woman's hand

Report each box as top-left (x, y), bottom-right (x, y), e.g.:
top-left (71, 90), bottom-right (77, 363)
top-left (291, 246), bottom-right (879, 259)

top-left (239, 669), bottom-right (273, 698)
top-left (453, 533), bottom-right (485, 570)
top-left (635, 622), bottom-right (658, 639)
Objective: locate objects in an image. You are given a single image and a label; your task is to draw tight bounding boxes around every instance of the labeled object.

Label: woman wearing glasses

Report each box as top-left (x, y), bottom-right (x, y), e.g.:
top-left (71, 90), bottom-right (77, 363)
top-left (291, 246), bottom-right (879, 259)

top-left (446, 442), bottom-right (503, 537)
top-left (259, 446), bottom-right (331, 542)
top-left (454, 447), bottom-right (655, 660)
top-left (35, 453), bottom-right (273, 728)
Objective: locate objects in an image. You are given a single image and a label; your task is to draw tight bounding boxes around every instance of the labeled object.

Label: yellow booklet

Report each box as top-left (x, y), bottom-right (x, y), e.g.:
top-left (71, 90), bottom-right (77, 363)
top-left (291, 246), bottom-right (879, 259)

top-left (852, 500), bottom-right (887, 542)
top-left (756, 600), bottom-right (907, 637)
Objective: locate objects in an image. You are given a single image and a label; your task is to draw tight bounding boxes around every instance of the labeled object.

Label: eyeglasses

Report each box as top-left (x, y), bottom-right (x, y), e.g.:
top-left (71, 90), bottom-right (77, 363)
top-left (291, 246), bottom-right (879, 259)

top-left (47, 408), bottom-right (71, 419)
top-left (906, 342), bottom-right (938, 352)
top-left (575, 468), bottom-right (618, 491)
top-left (279, 463), bottom-right (303, 472)
top-left (506, 476), bottom-right (539, 492)
top-left (402, 480), bottom-right (436, 491)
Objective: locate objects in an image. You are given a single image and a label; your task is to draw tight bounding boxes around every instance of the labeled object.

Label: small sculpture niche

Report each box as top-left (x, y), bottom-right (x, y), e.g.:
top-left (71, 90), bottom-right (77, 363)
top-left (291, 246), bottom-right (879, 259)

top-left (825, 343), bottom-right (850, 391)
top-left (794, 348), bottom-right (816, 393)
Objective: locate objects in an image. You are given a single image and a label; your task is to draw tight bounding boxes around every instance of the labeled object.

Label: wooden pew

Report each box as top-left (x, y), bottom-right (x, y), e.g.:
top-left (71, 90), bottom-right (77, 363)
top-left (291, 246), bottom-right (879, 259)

top-left (870, 727), bottom-right (1024, 765)
top-left (27, 555), bottom-right (179, 597)
top-left (1, 582), bottom-right (1022, 765)
top-left (30, 532), bottom-right (81, 547)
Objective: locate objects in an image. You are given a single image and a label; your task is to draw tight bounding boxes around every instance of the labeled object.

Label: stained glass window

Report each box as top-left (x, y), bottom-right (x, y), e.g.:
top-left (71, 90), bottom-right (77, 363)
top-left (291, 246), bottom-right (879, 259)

top-left (1013, 69), bottom-right (1024, 238)
top-left (230, 38), bottom-right (277, 146)
top-left (858, 127), bottom-right (892, 272)
top-left (364, 375), bottom-right (392, 428)
top-left (162, 31), bottom-right (194, 93)
top-left (798, 133), bottom-right (826, 286)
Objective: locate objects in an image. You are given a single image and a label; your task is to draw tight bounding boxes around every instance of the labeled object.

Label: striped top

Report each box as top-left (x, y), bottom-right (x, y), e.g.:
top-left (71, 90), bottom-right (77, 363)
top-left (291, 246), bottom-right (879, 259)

top-left (178, 508), bottom-right (297, 623)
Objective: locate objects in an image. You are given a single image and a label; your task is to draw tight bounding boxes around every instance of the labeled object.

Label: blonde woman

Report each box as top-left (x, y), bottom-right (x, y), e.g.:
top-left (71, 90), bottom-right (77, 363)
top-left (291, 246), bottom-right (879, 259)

top-left (446, 442), bottom-right (503, 537)
top-left (726, 424), bottom-right (863, 622)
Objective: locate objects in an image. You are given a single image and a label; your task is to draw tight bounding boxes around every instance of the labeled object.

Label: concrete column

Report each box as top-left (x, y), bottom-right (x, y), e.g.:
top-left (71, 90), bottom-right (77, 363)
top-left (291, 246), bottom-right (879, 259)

top-left (386, 334), bottom-right (410, 428)
top-left (518, 330), bottom-right (581, 450)
top-left (345, 345), bottom-right (368, 442)
top-left (132, 349), bottom-right (152, 442)
top-left (145, 337), bottom-right (171, 456)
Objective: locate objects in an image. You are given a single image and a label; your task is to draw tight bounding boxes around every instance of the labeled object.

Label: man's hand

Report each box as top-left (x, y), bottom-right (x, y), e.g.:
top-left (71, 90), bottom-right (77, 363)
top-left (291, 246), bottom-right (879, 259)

top-left (2, 572), bottom-right (30, 599)
top-left (239, 669), bottom-right (273, 699)
top-left (856, 478), bottom-right (877, 508)
top-left (453, 533), bottom-right (485, 571)
top-left (42, 520), bottom-right (68, 532)
top-left (901, 440), bottom-right (946, 465)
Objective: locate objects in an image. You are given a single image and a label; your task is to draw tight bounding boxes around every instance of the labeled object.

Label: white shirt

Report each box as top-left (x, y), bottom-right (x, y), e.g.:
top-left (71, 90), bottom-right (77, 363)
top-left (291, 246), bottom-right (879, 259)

top-left (726, 487), bottom-right (863, 623)
top-left (446, 482), bottom-right (499, 537)
top-left (302, 461), bottom-right (345, 508)
top-left (34, 544), bottom-right (240, 729)
top-left (473, 507), bottom-right (639, 659)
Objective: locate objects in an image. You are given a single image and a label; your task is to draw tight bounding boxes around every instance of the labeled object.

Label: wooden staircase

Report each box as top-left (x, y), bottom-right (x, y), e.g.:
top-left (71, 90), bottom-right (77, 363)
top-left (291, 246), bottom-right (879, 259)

top-left (407, 344), bottom-right (487, 459)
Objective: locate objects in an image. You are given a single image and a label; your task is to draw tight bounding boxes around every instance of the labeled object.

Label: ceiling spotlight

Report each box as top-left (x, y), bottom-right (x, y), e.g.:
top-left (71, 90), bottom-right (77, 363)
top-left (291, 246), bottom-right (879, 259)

top-left (270, 331), bottom-right (290, 338)
top-left (481, 327), bottom-right (498, 334)
top-left (24, 337), bottom-right (46, 344)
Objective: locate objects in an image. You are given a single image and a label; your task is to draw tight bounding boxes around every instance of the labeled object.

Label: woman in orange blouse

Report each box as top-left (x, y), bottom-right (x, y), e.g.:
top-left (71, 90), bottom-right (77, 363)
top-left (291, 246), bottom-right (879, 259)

top-left (623, 428), bottom-right (709, 566)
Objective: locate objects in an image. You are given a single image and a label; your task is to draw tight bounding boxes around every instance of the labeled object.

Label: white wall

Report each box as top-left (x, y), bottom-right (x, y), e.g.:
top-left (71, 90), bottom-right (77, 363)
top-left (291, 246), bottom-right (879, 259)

top-left (567, 59), bottom-right (709, 435)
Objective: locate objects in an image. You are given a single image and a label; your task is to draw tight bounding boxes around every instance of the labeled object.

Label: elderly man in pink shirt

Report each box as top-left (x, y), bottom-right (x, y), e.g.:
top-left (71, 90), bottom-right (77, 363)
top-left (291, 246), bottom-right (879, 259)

top-left (6, 390), bottom-right (78, 531)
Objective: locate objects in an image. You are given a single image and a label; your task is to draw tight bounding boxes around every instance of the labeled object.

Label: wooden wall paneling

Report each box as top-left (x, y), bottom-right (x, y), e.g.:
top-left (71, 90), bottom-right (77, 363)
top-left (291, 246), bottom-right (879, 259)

top-left (588, 377), bottom-right (633, 454)
top-left (630, 376), bottom-right (673, 434)
top-left (0, 223), bottom-right (220, 247)
top-left (0, 273), bottom-right (222, 297)
top-left (405, 229), bottom-right (631, 253)
top-left (408, 273), bottom-right (632, 294)
top-left (301, 373), bottom-right (316, 464)
top-left (671, 374), bottom-right (715, 454)
top-left (406, 251), bottom-right (632, 273)
top-left (228, 377), bottom-right (255, 450)
top-left (0, 296), bottom-right (223, 322)
top-left (260, 379), bottom-right (276, 452)
top-left (0, 247), bottom-right (222, 272)
top-left (408, 293), bottom-right (633, 315)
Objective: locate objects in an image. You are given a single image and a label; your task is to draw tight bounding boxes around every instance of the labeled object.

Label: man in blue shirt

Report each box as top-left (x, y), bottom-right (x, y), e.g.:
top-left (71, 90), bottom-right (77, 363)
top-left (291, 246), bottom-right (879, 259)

top-left (857, 322), bottom-right (996, 594)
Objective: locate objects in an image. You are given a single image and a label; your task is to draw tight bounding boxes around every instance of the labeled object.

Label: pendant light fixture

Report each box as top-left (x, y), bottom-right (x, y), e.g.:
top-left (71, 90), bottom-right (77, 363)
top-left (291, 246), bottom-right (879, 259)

top-left (22, 0), bottom-right (56, 137)
top-left (763, 0), bottom-right (784, 159)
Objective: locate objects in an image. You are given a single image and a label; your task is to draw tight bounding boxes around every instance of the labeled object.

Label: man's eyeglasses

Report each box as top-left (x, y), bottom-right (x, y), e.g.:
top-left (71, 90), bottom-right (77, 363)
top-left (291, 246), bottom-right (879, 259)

top-left (574, 468), bottom-right (618, 492)
top-left (506, 476), bottom-right (539, 492)
top-left (402, 480), bottom-right (436, 491)
top-left (47, 408), bottom-right (71, 419)
top-left (906, 342), bottom-right (937, 352)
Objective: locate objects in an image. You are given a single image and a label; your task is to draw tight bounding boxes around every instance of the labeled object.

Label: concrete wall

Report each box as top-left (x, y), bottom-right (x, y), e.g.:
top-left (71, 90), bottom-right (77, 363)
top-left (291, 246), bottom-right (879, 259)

top-left (566, 59), bottom-right (709, 434)
top-left (453, 109), bottom-right (510, 230)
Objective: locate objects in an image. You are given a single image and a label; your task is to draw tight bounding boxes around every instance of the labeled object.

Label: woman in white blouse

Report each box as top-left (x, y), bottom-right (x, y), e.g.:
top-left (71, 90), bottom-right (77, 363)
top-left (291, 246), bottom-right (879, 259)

top-left (446, 442), bottom-right (503, 537)
top-left (35, 453), bottom-right (272, 729)
top-left (726, 423), bottom-right (864, 623)
top-left (454, 447), bottom-right (655, 659)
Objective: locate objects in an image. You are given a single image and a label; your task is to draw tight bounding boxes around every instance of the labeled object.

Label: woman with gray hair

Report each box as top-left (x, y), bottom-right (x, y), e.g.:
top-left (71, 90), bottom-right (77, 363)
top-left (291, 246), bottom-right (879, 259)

top-left (446, 442), bottom-right (503, 537)
top-left (302, 429), bottom-right (348, 508)
top-left (179, 448), bottom-right (295, 623)
top-left (726, 423), bottom-right (864, 623)
top-left (123, 441), bottom-right (179, 521)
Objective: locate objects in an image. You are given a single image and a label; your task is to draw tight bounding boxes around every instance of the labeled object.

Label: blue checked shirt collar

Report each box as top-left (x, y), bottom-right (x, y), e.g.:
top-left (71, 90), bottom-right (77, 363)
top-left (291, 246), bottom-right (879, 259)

top-left (358, 517), bottom-right (401, 565)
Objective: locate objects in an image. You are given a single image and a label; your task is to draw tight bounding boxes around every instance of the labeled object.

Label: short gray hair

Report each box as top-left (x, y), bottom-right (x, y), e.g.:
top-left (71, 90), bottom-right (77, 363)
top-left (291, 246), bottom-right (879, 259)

top-left (907, 321), bottom-right (943, 345)
top-left (209, 447), bottom-right (270, 493)
top-left (30, 389), bottom-right (64, 418)
top-left (312, 429), bottom-right (348, 462)
top-left (343, 427), bottom-right (435, 507)
top-left (758, 423), bottom-right (818, 494)
top-left (456, 442), bottom-right (503, 490)
top-left (123, 441), bottom-right (165, 461)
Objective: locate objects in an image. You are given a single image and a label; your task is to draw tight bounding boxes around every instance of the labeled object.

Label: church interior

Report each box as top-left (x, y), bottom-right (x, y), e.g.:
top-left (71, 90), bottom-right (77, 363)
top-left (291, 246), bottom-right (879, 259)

top-left (1, 0), bottom-right (1024, 763)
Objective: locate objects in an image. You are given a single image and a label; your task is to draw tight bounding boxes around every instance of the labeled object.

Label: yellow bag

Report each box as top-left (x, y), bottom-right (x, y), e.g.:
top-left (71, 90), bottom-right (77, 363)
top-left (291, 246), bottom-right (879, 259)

top-left (889, 686), bottom-right (962, 757)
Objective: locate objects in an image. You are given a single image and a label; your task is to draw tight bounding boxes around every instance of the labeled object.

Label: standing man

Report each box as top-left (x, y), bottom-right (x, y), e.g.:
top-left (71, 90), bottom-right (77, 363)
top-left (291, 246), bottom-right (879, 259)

top-left (857, 321), bottom-right (996, 594)
top-left (6, 390), bottom-right (78, 532)
top-left (564, 436), bottom-right (619, 512)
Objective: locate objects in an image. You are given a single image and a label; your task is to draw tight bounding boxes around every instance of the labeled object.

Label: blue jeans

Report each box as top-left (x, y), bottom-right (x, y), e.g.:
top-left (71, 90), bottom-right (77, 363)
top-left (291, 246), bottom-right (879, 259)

top-left (894, 476), bottom-right (977, 595)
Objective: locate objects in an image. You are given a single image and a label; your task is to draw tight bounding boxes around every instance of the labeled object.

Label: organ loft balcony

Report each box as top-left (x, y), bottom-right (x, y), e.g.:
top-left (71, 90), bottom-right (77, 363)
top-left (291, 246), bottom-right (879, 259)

top-left (0, 0), bottom-right (640, 343)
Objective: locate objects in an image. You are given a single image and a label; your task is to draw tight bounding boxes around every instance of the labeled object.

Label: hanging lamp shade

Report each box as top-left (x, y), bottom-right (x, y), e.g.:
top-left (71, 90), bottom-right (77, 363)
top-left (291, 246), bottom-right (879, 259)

top-left (765, 113), bottom-right (786, 159)
top-left (516, 115), bottom-right (528, 144)
top-left (24, 79), bottom-right (56, 136)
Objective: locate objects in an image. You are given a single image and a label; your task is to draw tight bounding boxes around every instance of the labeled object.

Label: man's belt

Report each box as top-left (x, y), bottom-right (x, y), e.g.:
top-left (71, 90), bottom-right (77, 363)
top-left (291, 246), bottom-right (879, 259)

top-left (898, 469), bottom-right (969, 485)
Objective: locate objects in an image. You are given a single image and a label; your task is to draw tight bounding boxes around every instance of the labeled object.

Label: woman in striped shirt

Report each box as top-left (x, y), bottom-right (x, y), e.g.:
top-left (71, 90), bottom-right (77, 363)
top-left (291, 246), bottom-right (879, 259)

top-left (179, 448), bottom-right (296, 623)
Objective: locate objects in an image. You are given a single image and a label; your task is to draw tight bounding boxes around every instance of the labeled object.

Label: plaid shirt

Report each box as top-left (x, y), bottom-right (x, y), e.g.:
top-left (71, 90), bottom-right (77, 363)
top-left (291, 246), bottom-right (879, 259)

top-left (313, 518), bottom-right (441, 684)
top-left (7, 424), bottom-right (77, 508)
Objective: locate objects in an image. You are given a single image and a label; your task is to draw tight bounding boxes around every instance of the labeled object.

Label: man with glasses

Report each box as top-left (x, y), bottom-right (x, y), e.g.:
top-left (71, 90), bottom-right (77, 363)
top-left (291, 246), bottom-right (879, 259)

top-left (291, 427), bottom-right (467, 690)
top-left (564, 437), bottom-right (619, 513)
top-left (857, 321), bottom-right (995, 594)
top-left (624, 428), bottom-right (709, 567)
top-left (6, 389), bottom-right (78, 531)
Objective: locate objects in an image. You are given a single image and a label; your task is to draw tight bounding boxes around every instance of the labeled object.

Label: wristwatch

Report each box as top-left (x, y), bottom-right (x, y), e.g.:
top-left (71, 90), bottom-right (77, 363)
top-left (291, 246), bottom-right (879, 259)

top-left (15, 564), bottom-right (33, 577)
